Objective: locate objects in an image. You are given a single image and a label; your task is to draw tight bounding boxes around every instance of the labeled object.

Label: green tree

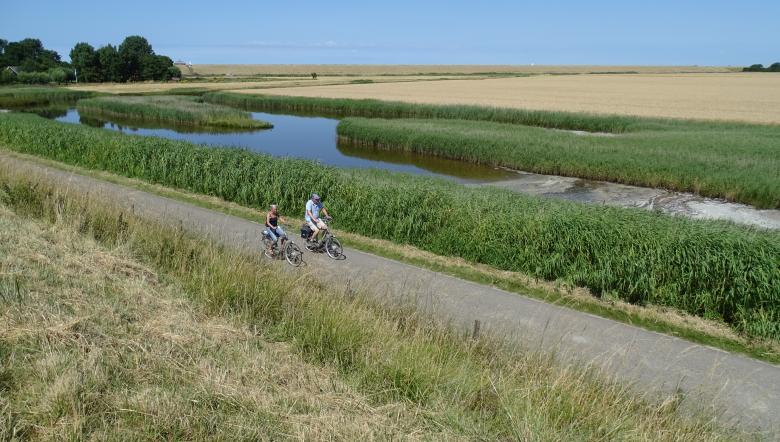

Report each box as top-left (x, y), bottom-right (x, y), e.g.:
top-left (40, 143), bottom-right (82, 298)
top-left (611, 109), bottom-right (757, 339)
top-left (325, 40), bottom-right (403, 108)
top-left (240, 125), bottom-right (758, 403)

top-left (97, 45), bottom-right (123, 82)
top-left (70, 42), bottom-right (101, 82)
top-left (48, 67), bottom-right (69, 84)
top-left (769, 62), bottom-right (780, 72)
top-left (118, 35), bottom-right (153, 81)
top-left (743, 63), bottom-right (765, 72)
top-left (141, 54), bottom-right (176, 80)
top-left (4, 38), bottom-right (62, 72)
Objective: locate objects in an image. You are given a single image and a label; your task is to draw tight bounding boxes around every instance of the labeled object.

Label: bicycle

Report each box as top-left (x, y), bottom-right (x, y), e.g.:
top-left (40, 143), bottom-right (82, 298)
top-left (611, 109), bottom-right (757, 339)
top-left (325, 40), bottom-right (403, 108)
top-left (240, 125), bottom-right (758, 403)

top-left (262, 228), bottom-right (304, 266)
top-left (301, 217), bottom-right (343, 260)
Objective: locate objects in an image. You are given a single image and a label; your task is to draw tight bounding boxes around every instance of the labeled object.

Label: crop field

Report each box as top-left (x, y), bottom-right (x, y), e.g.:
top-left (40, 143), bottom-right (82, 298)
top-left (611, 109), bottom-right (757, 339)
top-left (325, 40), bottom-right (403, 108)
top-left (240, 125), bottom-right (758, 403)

top-left (242, 73), bottom-right (780, 124)
top-left (188, 64), bottom-right (737, 77)
top-left (1, 113), bottom-right (778, 341)
top-left (76, 95), bottom-right (272, 129)
top-left (0, 87), bottom-right (94, 107)
top-left (0, 166), bottom-right (742, 440)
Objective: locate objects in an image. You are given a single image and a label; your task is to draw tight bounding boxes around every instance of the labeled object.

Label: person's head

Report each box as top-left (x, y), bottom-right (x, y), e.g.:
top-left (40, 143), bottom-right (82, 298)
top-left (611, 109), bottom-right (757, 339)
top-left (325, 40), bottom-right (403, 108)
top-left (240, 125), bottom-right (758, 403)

top-left (311, 193), bottom-right (321, 203)
top-left (270, 204), bottom-right (277, 214)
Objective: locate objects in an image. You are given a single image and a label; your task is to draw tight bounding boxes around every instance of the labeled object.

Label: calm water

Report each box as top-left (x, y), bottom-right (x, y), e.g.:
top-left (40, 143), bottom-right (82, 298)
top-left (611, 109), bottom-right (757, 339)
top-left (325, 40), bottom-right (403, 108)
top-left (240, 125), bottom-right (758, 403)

top-left (51, 108), bottom-right (514, 182)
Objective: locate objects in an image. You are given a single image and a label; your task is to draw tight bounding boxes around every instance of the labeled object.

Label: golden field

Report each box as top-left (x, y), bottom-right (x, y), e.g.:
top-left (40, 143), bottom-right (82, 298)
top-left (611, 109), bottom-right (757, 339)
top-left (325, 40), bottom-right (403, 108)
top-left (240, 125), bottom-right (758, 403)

top-left (65, 75), bottom-right (475, 94)
top-left (187, 64), bottom-right (737, 76)
top-left (236, 73), bottom-right (780, 124)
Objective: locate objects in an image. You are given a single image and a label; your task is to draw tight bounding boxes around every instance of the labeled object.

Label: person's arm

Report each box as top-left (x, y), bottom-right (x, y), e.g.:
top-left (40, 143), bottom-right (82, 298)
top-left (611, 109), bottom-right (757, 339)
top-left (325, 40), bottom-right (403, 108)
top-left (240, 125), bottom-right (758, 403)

top-left (265, 212), bottom-right (272, 227)
top-left (321, 207), bottom-right (329, 218)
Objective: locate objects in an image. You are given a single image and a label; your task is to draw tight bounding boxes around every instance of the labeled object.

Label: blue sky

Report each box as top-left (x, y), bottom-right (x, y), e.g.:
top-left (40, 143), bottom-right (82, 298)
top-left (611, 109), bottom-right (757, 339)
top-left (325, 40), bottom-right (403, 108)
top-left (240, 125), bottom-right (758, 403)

top-left (1, 0), bottom-right (777, 65)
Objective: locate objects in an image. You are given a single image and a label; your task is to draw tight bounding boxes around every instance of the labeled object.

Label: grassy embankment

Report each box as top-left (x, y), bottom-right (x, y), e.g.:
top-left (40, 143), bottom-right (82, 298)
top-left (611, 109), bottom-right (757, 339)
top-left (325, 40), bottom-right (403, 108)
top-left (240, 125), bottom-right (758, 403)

top-left (77, 95), bottom-right (272, 130)
top-left (1, 113), bottom-right (778, 343)
top-left (0, 87), bottom-right (94, 107)
top-left (205, 93), bottom-right (780, 208)
top-left (0, 165), bottom-right (745, 440)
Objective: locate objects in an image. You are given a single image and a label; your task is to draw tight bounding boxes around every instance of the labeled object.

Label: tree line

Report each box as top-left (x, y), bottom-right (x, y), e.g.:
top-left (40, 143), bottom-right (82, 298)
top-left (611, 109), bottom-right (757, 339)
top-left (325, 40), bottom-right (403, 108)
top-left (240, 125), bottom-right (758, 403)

top-left (742, 62), bottom-right (780, 72)
top-left (1, 36), bottom-right (181, 84)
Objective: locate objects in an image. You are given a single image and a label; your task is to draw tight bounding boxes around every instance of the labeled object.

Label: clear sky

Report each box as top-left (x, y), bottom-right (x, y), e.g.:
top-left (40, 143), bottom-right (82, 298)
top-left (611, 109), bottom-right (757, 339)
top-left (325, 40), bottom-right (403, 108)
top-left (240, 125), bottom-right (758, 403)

top-left (1, 0), bottom-right (777, 65)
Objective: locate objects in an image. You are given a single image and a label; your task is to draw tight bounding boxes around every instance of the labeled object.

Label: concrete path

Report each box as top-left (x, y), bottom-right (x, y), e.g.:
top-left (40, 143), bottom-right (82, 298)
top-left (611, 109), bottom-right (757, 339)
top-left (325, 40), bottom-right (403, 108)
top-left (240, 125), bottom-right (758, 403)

top-left (2, 152), bottom-right (778, 435)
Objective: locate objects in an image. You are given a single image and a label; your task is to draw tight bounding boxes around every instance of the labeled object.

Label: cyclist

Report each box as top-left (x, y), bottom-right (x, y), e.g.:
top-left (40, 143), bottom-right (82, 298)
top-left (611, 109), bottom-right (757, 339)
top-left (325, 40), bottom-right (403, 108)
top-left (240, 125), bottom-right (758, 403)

top-left (265, 204), bottom-right (288, 252)
top-left (305, 193), bottom-right (330, 244)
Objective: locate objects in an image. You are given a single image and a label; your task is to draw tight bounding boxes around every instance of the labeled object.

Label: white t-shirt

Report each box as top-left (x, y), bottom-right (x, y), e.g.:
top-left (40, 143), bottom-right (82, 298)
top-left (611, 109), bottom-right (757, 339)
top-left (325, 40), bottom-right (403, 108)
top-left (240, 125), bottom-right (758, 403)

top-left (305, 199), bottom-right (322, 222)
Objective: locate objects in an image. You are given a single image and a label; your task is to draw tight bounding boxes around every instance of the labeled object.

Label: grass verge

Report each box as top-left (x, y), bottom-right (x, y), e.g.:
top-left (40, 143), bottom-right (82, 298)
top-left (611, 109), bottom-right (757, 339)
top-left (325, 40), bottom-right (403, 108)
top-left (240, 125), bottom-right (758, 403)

top-left (0, 162), bottom-right (748, 440)
top-left (77, 95), bottom-right (272, 130)
top-left (0, 197), bottom-right (447, 439)
top-left (0, 113), bottom-right (778, 342)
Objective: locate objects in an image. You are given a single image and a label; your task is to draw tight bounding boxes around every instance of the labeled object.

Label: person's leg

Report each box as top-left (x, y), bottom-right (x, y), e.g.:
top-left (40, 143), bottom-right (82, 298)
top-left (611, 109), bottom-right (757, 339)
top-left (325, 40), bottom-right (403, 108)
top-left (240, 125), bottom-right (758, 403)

top-left (266, 228), bottom-right (278, 251)
top-left (316, 220), bottom-right (328, 242)
top-left (307, 221), bottom-right (320, 241)
top-left (276, 226), bottom-right (287, 246)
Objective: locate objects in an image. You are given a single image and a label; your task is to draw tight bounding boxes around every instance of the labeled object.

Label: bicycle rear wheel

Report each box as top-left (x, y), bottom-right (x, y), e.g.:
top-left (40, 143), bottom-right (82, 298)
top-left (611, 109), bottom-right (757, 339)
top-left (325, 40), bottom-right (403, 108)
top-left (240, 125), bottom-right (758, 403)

top-left (285, 241), bottom-right (304, 267)
top-left (325, 237), bottom-right (343, 259)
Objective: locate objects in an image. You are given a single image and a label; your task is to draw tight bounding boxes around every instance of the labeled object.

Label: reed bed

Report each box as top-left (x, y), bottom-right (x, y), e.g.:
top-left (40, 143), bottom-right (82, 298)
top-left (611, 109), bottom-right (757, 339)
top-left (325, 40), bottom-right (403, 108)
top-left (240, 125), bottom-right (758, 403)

top-left (77, 95), bottom-right (272, 130)
top-left (0, 86), bottom-right (94, 107)
top-left (337, 117), bottom-right (780, 209)
top-left (204, 91), bottom-right (649, 133)
top-left (0, 113), bottom-right (778, 340)
top-left (0, 167), bottom-right (745, 440)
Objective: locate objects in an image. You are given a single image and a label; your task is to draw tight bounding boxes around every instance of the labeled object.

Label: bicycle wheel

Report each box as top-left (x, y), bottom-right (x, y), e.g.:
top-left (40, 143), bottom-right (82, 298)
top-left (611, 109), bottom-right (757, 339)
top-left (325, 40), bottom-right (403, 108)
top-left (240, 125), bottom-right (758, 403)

top-left (325, 236), bottom-right (343, 259)
top-left (285, 241), bottom-right (304, 267)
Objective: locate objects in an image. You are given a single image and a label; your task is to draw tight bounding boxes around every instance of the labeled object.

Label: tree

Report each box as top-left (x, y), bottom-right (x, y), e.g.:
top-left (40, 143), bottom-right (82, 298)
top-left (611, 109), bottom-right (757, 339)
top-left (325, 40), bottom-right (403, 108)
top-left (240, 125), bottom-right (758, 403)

top-left (118, 35), bottom-right (153, 81)
top-left (48, 67), bottom-right (69, 84)
top-left (743, 63), bottom-right (765, 72)
top-left (97, 45), bottom-right (123, 82)
top-left (4, 38), bottom-right (62, 72)
top-left (769, 62), bottom-right (780, 72)
top-left (70, 42), bottom-right (101, 82)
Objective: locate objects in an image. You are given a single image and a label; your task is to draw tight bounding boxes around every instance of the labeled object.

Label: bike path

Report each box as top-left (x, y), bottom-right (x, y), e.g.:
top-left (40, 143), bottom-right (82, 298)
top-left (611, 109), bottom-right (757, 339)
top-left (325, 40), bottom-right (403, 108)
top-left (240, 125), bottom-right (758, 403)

top-left (3, 152), bottom-right (778, 434)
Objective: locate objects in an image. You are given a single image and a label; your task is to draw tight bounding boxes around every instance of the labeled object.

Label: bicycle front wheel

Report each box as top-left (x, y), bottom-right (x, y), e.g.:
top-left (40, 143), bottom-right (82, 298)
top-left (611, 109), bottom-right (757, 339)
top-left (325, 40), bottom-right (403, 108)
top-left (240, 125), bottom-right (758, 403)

top-left (285, 241), bottom-right (304, 267)
top-left (325, 237), bottom-right (343, 260)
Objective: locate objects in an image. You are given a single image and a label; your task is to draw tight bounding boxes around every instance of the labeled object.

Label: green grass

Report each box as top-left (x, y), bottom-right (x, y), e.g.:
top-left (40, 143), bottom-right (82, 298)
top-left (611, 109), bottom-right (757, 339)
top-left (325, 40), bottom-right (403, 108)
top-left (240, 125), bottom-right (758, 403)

top-left (77, 95), bottom-right (273, 130)
top-left (0, 168), bottom-right (747, 440)
top-left (0, 86), bottom-right (95, 107)
top-left (0, 112), bottom-right (778, 341)
top-left (204, 91), bottom-right (654, 133)
top-left (337, 117), bottom-right (780, 209)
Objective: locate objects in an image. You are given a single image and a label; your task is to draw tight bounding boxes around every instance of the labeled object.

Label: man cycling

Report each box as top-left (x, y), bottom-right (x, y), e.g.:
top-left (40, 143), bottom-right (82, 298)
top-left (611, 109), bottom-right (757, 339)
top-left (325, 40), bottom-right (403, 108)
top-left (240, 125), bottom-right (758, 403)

top-left (265, 204), bottom-right (288, 251)
top-left (305, 193), bottom-right (330, 244)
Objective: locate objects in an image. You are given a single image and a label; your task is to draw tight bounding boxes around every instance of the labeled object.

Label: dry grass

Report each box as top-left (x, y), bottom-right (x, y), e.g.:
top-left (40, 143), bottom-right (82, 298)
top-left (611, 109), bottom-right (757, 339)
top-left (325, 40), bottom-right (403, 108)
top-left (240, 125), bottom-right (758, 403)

top-left (0, 203), bottom-right (445, 440)
top-left (188, 64), bottom-right (737, 76)
top-left (245, 73), bottom-right (780, 124)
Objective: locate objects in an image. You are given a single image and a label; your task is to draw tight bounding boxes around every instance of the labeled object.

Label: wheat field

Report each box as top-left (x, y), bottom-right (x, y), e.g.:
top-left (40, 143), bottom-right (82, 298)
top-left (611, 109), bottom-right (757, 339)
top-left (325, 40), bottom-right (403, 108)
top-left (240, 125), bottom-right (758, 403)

top-left (239, 73), bottom-right (780, 124)
top-left (188, 64), bottom-right (737, 76)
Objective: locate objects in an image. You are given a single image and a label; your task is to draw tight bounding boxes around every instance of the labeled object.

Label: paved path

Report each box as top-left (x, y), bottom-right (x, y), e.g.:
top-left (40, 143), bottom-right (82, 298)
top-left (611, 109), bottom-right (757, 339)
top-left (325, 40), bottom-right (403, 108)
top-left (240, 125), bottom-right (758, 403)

top-left (3, 152), bottom-right (778, 435)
